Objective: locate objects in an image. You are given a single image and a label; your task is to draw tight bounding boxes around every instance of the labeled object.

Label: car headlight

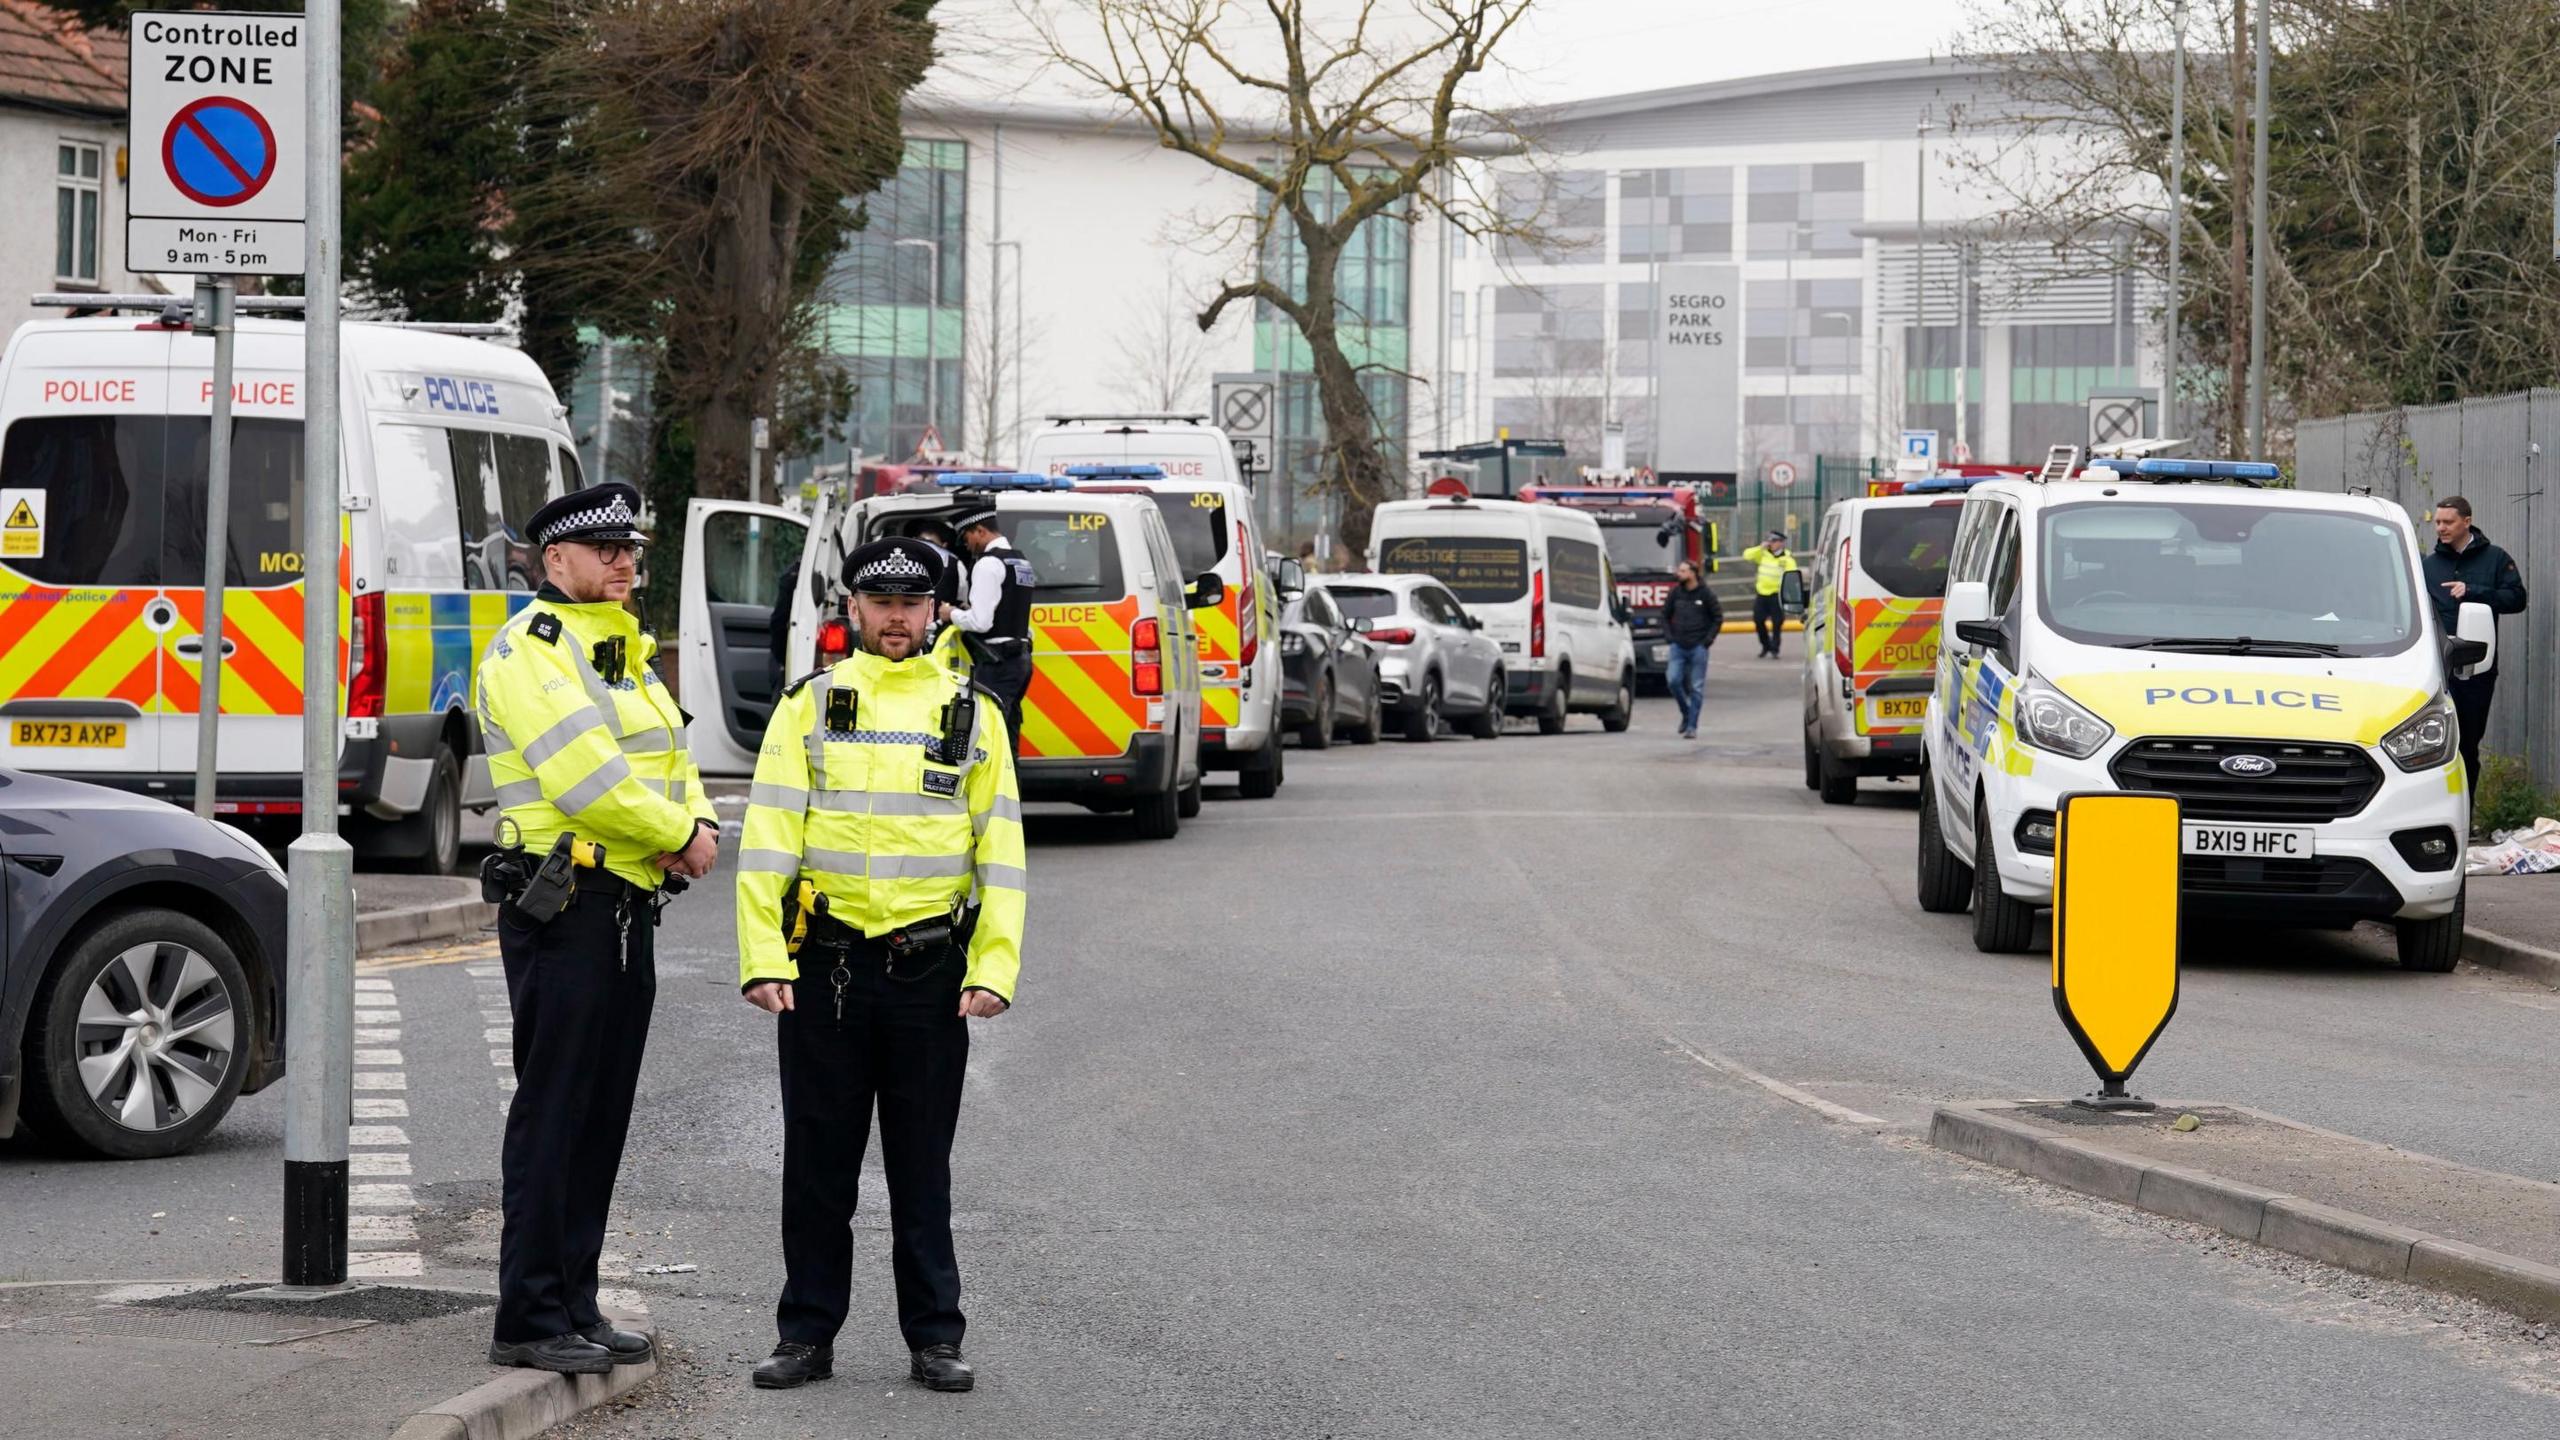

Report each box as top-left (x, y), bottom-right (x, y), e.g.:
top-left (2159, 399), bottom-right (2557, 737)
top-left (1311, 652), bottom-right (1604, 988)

top-left (2015, 679), bottom-right (2113, 760)
top-left (2379, 694), bottom-right (2458, 772)
top-left (1281, 633), bottom-right (1306, 655)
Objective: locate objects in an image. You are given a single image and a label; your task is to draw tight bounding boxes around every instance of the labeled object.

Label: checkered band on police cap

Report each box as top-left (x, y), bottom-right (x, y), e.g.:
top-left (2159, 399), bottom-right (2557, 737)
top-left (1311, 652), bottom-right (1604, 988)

top-left (531, 482), bottom-right (646, 545)
top-left (842, 536), bottom-right (943, 595)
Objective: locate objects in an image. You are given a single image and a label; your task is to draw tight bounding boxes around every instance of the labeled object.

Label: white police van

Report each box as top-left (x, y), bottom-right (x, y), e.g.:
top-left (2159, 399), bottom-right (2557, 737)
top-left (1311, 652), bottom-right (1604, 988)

top-left (1915, 457), bottom-right (2491, 969)
top-left (0, 310), bottom-right (581, 873)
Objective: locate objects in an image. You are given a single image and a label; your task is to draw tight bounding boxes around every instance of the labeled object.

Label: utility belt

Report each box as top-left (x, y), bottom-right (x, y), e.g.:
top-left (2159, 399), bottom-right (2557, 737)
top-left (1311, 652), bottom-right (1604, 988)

top-left (481, 824), bottom-right (684, 965)
top-left (785, 881), bottom-right (974, 1017)
top-left (965, 633), bottom-right (1031, 665)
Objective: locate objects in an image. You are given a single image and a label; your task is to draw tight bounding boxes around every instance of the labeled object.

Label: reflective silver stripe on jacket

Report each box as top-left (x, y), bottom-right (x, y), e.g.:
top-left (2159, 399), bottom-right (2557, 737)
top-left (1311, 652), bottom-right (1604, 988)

top-left (519, 706), bottom-right (607, 768)
top-left (492, 778), bottom-right (544, 808)
top-left (556, 753), bottom-right (635, 817)
top-left (739, 847), bottom-right (802, 875)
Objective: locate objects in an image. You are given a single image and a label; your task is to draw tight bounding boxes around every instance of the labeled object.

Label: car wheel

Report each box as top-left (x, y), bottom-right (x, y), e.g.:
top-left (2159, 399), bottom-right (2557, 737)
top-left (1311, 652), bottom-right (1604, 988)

top-left (1177, 762), bottom-right (1203, 819)
top-left (1599, 672), bottom-right (1634, 733)
top-left (1467, 670), bottom-right (1505, 739)
top-left (1915, 780), bottom-right (1971, 914)
top-left (23, 909), bottom-right (254, 1159)
top-left (1348, 682), bottom-right (1383, 745)
top-left (1537, 670), bottom-right (1569, 735)
top-left (380, 748), bottom-right (463, 875)
top-left (1131, 782), bottom-right (1180, 839)
top-left (2393, 886), bottom-right (2465, 973)
top-left (1239, 738), bottom-right (1282, 799)
top-left (1817, 746), bottom-right (1858, 805)
top-left (1404, 674), bottom-right (1442, 743)
top-left (1803, 731), bottom-right (1822, 791)
top-left (1970, 798), bottom-right (2038, 954)
top-left (1301, 677), bottom-right (1336, 750)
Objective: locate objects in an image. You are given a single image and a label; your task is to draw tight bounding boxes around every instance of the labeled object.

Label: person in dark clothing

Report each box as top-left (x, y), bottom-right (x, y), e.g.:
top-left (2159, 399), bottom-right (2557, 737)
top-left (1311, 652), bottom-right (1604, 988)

top-left (2422, 496), bottom-right (2528, 792)
top-left (769, 560), bottom-right (800, 686)
top-left (1660, 561), bottom-right (1723, 739)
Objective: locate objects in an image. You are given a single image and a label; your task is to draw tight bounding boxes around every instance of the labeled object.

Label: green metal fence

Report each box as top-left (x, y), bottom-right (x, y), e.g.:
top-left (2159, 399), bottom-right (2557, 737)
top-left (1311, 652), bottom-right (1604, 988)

top-left (1715, 456), bottom-right (1880, 558)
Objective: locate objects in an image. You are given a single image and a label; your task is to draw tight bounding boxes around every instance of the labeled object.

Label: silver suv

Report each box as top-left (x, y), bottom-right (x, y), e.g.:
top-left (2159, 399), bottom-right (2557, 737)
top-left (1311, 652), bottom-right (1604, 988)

top-left (1309, 574), bottom-right (1505, 742)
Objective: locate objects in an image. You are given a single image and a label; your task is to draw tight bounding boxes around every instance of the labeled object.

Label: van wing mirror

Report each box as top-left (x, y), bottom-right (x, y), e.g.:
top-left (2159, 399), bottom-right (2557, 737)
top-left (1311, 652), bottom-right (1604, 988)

top-left (1778, 569), bottom-right (1808, 617)
top-left (1943, 580), bottom-right (1993, 649)
top-left (2452, 600), bottom-right (2496, 677)
top-left (1187, 571), bottom-right (1227, 608)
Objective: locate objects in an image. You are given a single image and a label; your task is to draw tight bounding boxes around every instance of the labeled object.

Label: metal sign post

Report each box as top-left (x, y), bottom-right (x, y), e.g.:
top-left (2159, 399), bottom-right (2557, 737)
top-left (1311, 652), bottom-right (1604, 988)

top-left (282, 0), bottom-right (352, 1292)
top-left (191, 276), bottom-right (236, 820)
top-left (2051, 791), bottom-right (2182, 1111)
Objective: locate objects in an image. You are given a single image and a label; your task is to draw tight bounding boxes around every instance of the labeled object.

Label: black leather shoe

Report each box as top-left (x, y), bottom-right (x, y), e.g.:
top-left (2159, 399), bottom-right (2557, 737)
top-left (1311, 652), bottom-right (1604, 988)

top-left (579, 1320), bottom-right (654, 1365)
top-left (910, 1343), bottom-right (974, 1391)
top-left (753, 1341), bottom-right (834, 1389)
top-left (488, 1334), bottom-right (614, 1375)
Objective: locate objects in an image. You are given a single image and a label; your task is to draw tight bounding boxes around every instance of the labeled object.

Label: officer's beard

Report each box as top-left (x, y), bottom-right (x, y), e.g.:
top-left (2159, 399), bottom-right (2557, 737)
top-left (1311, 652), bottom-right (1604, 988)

top-left (860, 621), bottom-right (921, 661)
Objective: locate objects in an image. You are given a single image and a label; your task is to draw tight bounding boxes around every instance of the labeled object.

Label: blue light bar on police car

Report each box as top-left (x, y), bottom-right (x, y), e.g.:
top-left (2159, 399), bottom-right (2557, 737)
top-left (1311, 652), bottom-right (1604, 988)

top-left (2130, 458), bottom-right (2283, 482)
top-left (934, 472), bottom-right (1078, 490)
top-left (1061, 464), bottom-right (1169, 480)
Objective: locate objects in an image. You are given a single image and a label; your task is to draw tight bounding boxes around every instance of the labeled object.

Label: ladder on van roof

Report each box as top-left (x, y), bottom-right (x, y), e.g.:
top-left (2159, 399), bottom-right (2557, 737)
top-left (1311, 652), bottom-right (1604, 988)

top-left (30, 293), bottom-right (513, 339)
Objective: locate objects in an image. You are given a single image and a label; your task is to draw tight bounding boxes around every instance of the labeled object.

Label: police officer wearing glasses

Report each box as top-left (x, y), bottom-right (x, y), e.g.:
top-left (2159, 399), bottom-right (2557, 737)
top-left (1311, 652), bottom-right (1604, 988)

top-left (738, 536), bottom-right (1027, 1395)
top-left (473, 482), bottom-right (719, 1375)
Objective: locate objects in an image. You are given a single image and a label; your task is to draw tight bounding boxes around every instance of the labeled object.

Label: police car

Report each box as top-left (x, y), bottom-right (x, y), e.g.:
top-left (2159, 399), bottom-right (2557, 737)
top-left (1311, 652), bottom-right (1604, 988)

top-left (0, 310), bottom-right (582, 873)
top-left (1916, 457), bottom-right (2491, 969)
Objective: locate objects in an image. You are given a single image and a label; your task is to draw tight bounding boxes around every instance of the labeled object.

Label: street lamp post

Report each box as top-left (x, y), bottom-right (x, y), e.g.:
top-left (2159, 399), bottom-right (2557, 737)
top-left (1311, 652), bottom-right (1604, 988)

top-left (896, 237), bottom-right (942, 457)
top-left (1818, 309), bottom-right (1858, 460)
top-left (2167, 0), bottom-right (2188, 439)
top-left (2248, 0), bottom-right (2270, 455)
top-left (993, 238), bottom-right (1023, 464)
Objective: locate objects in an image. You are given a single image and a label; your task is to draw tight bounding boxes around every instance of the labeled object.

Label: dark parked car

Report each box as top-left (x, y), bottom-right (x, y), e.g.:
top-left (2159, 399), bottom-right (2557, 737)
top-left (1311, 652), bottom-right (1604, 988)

top-left (0, 771), bottom-right (288, 1158)
top-left (1278, 586), bottom-right (1384, 748)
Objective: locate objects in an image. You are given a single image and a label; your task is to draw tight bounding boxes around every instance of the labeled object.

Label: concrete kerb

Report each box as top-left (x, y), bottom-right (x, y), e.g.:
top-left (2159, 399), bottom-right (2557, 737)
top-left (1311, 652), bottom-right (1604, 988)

top-left (388, 1307), bottom-right (658, 1440)
top-left (2463, 926), bottom-right (2560, 991)
top-left (1928, 1102), bottom-right (2560, 1324)
top-left (356, 897), bottom-right (496, 957)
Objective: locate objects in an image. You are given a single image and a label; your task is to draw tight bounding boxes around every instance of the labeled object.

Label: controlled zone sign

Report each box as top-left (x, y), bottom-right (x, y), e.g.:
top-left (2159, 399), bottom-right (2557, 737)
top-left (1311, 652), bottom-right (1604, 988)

top-left (128, 12), bottom-right (306, 275)
top-left (2051, 790), bottom-right (2181, 1104)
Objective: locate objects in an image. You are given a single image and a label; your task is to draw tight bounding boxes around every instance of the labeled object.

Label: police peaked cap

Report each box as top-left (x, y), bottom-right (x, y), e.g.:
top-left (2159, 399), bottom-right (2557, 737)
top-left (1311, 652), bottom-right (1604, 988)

top-left (842, 536), bottom-right (945, 596)
top-left (531, 483), bottom-right (647, 546)
top-left (952, 506), bottom-right (1001, 533)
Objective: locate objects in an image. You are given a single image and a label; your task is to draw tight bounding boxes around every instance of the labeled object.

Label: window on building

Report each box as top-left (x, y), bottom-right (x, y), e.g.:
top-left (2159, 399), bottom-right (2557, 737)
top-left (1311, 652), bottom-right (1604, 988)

top-left (1618, 167), bottom-right (1733, 263)
top-left (1493, 285), bottom-right (1605, 378)
top-left (1745, 163), bottom-right (1863, 259)
top-left (816, 138), bottom-right (968, 460)
top-left (55, 142), bottom-right (101, 286)
top-left (1451, 292), bottom-right (1468, 341)
top-left (1500, 169), bottom-right (1605, 264)
top-left (1746, 279), bottom-right (1861, 375)
top-left (1904, 324), bottom-right (1984, 448)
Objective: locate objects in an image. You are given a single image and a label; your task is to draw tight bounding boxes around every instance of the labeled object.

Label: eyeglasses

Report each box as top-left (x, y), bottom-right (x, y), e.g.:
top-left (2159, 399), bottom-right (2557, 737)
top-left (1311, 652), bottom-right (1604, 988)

top-left (584, 541), bottom-right (644, 564)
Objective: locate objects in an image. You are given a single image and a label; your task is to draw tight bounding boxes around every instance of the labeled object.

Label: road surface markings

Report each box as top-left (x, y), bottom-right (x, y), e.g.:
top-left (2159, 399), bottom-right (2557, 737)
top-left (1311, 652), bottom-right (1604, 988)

top-left (1189, 807), bottom-right (1907, 828)
top-left (358, 937), bottom-right (501, 973)
top-left (349, 975), bottom-right (425, 1279)
top-left (1665, 1034), bottom-right (1886, 1128)
top-left (478, 964), bottom-right (516, 1103)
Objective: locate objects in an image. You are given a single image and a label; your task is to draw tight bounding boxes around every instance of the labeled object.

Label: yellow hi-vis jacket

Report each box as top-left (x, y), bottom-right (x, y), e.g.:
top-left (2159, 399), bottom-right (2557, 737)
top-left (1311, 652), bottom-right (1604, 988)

top-left (735, 647), bottom-right (1027, 1001)
top-left (474, 588), bottom-right (715, 890)
top-left (1741, 544), bottom-right (1800, 597)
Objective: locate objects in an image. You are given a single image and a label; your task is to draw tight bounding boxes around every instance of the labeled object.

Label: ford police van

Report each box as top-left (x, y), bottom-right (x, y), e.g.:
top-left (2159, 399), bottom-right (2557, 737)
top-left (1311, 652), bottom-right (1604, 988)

top-left (1019, 417), bottom-right (1284, 798)
top-left (687, 475), bottom-right (1209, 837)
top-left (1369, 495), bottom-right (1638, 734)
top-left (0, 313), bottom-right (581, 873)
top-left (1802, 485), bottom-right (1966, 803)
top-left (1915, 458), bottom-right (2492, 970)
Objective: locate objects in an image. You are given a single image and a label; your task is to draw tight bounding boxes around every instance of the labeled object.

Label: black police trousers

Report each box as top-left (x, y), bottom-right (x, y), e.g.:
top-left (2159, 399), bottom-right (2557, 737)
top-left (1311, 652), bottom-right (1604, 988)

top-left (774, 935), bottom-right (970, 1351)
top-left (494, 884), bottom-right (654, 1343)
top-left (1753, 594), bottom-right (1784, 655)
top-left (2452, 670), bottom-right (2497, 797)
top-left (976, 652), bottom-right (1032, 759)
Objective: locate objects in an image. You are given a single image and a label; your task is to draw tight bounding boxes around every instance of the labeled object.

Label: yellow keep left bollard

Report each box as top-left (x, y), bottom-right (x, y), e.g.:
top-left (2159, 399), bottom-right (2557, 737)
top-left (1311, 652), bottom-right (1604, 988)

top-left (2051, 791), bottom-right (2182, 1112)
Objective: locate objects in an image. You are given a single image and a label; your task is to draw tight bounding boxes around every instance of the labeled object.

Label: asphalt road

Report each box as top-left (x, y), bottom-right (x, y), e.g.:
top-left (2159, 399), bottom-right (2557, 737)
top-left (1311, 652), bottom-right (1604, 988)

top-left (7, 636), bottom-right (2559, 1437)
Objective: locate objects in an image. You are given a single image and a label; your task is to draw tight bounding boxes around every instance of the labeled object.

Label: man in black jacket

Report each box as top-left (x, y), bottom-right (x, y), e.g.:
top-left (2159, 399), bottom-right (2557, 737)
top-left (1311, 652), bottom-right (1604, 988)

top-left (2423, 496), bottom-right (2528, 790)
top-left (1661, 561), bottom-right (1723, 738)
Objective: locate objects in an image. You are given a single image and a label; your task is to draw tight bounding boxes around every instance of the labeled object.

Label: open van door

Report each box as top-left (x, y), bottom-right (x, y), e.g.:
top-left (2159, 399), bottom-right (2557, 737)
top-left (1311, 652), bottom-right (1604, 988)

top-left (680, 498), bottom-right (807, 777)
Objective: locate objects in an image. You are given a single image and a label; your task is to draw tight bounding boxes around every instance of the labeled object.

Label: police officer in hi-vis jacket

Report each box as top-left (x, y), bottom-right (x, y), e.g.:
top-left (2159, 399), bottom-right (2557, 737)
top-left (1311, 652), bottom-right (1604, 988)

top-left (735, 536), bottom-right (1026, 1395)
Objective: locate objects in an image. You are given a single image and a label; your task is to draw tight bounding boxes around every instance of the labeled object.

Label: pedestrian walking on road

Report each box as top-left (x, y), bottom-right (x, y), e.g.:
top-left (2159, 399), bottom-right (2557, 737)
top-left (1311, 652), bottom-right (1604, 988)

top-left (941, 507), bottom-right (1037, 757)
top-left (737, 536), bottom-right (1027, 1397)
top-left (1742, 530), bottom-right (1798, 659)
top-left (1662, 561), bottom-right (1722, 738)
top-left (475, 482), bottom-right (719, 1376)
top-left (2424, 496), bottom-right (2528, 792)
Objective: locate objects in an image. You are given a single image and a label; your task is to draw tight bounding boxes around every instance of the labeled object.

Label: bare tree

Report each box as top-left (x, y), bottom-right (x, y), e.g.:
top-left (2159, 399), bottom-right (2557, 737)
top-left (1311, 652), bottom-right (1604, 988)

top-left (1112, 276), bottom-right (1219, 412)
top-left (1029, 0), bottom-right (1546, 554)
top-left (516, 0), bottom-right (935, 502)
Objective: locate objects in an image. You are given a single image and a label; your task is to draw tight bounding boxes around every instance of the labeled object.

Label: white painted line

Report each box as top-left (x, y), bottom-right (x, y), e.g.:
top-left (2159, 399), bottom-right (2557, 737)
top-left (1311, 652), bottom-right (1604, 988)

top-left (480, 1010), bottom-right (512, 1024)
top-left (496, 1076), bottom-right (517, 1093)
top-left (490, 1049), bottom-right (513, 1067)
top-left (348, 1252), bottom-right (425, 1278)
top-left (353, 1048), bottom-right (404, 1067)
top-left (598, 1252), bottom-right (631, 1279)
top-left (353, 1072), bottom-right (408, 1091)
top-left (348, 1153), bottom-right (412, 1177)
top-left (352, 1098), bottom-right (408, 1120)
top-left (1665, 1036), bottom-right (1886, 1128)
top-left (355, 1027), bottom-right (400, 1043)
top-left (465, 964), bottom-right (504, 977)
top-left (349, 1213), bottom-right (418, 1244)
top-left (348, 1125), bottom-right (411, 1148)
top-left (350, 1183), bottom-right (415, 1209)
top-left (354, 1009), bottom-right (400, 1024)
top-left (482, 1028), bottom-right (512, 1044)
top-left (354, 978), bottom-right (395, 993)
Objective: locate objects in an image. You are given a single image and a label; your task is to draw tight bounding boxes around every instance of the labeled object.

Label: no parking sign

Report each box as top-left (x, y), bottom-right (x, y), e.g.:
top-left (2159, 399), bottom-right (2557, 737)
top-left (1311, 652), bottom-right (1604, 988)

top-left (127, 12), bottom-right (306, 274)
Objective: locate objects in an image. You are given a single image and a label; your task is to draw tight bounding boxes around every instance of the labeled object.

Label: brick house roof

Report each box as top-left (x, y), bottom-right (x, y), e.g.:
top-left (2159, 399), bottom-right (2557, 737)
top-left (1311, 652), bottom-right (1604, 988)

top-left (0, 0), bottom-right (124, 117)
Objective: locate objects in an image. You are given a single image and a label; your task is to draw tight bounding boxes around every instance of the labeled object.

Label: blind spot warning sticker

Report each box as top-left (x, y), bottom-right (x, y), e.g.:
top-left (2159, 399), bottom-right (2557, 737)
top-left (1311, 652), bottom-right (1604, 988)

top-left (1, 489), bottom-right (44, 558)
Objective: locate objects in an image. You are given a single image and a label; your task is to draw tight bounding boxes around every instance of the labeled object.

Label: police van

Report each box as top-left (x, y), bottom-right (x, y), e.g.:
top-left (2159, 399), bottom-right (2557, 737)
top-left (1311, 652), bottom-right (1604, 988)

top-left (0, 312), bottom-right (581, 872)
top-left (1368, 495), bottom-right (1638, 734)
top-left (684, 474), bottom-right (1209, 838)
top-left (1915, 458), bottom-right (2490, 969)
top-left (1801, 483), bottom-right (1967, 803)
top-left (1018, 416), bottom-right (1285, 798)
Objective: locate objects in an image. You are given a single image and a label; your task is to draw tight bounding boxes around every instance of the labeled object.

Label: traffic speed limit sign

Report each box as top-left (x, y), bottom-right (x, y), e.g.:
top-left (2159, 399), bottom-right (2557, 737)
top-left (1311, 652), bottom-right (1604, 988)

top-left (1769, 460), bottom-right (1799, 489)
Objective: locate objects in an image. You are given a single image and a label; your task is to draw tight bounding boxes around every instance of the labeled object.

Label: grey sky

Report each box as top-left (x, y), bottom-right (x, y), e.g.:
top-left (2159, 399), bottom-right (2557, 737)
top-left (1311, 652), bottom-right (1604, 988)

top-left (938, 1), bottom-right (1978, 109)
